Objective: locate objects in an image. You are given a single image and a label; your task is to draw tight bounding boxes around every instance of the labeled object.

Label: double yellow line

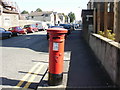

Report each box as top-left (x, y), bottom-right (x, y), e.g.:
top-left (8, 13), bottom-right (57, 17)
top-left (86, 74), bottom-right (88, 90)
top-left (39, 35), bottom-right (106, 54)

top-left (14, 62), bottom-right (45, 89)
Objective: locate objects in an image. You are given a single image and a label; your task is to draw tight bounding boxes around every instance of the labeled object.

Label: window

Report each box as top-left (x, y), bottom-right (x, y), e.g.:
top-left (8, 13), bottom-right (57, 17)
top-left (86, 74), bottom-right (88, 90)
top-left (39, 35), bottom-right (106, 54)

top-left (0, 6), bottom-right (2, 15)
top-left (8, 27), bottom-right (14, 31)
top-left (32, 24), bottom-right (35, 27)
top-left (41, 14), bottom-right (44, 16)
top-left (108, 3), bottom-right (110, 12)
top-left (31, 16), bottom-right (34, 18)
top-left (45, 14), bottom-right (48, 17)
top-left (18, 27), bottom-right (22, 30)
top-left (24, 25), bottom-right (30, 28)
top-left (0, 28), bottom-right (5, 31)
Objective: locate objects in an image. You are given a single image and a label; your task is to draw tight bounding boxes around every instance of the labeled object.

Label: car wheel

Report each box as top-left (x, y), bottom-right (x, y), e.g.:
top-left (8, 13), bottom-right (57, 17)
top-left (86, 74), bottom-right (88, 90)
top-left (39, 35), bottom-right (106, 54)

top-left (25, 32), bottom-right (27, 35)
top-left (47, 35), bottom-right (49, 40)
top-left (8, 34), bottom-right (11, 38)
top-left (16, 33), bottom-right (20, 36)
top-left (32, 29), bottom-right (35, 33)
top-left (65, 35), bottom-right (67, 39)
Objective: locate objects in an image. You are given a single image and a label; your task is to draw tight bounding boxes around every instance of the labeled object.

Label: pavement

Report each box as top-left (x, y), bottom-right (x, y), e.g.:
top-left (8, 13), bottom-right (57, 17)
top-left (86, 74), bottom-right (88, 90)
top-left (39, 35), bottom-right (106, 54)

top-left (37, 29), bottom-right (115, 89)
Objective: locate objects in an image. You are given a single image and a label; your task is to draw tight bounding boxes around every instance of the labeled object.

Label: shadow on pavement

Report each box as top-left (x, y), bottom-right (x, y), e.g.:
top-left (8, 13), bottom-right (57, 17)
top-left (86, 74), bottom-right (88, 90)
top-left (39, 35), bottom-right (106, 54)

top-left (1, 34), bottom-right (49, 53)
top-left (65, 30), bottom-right (115, 89)
top-left (0, 77), bottom-right (39, 89)
top-left (32, 60), bottom-right (48, 63)
top-left (18, 71), bottom-right (45, 76)
top-left (1, 33), bottom-right (49, 89)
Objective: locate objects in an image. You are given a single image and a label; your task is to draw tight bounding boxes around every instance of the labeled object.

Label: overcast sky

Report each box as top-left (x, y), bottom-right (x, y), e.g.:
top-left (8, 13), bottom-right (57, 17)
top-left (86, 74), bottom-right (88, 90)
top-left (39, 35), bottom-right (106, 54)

top-left (12, 0), bottom-right (89, 20)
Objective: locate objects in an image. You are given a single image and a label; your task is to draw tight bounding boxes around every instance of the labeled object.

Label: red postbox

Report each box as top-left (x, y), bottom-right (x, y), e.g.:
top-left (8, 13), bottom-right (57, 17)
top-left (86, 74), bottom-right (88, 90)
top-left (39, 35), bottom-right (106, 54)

top-left (47, 28), bottom-right (67, 86)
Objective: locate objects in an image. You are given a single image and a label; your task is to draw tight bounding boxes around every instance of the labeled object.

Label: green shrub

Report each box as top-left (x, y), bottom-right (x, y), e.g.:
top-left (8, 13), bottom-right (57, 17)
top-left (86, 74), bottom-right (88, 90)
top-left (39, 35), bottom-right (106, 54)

top-left (98, 30), bottom-right (115, 40)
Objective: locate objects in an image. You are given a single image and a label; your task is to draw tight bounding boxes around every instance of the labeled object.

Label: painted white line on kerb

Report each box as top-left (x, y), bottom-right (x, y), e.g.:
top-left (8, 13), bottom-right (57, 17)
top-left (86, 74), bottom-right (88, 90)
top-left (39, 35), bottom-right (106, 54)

top-left (23, 64), bottom-right (44, 88)
top-left (14, 62), bottom-right (41, 88)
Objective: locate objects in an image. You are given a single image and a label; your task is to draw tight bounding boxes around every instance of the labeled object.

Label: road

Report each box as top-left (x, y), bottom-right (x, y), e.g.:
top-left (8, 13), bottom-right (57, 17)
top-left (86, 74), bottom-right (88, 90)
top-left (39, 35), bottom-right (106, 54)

top-left (1, 31), bottom-right (49, 89)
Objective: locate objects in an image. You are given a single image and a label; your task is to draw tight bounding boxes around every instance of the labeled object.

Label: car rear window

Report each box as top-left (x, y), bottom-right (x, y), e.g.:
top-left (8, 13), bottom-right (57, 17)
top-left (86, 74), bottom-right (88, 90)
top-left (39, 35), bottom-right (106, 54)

top-left (59, 24), bottom-right (71, 29)
top-left (24, 25), bottom-right (31, 28)
top-left (0, 28), bottom-right (5, 31)
top-left (8, 28), bottom-right (12, 30)
top-left (31, 24), bottom-right (36, 28)
top-left (17, 27), bottom-right (22, 30)
top-left (50, 26), bottom-right (63, 28)
top-left (8, 27), bottom-right (15, 30)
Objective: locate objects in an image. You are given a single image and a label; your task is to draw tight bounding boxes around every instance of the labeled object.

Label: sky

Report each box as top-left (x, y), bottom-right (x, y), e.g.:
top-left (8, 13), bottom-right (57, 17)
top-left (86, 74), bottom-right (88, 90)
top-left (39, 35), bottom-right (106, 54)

top-left (12, 0), bottom-right (89, 20)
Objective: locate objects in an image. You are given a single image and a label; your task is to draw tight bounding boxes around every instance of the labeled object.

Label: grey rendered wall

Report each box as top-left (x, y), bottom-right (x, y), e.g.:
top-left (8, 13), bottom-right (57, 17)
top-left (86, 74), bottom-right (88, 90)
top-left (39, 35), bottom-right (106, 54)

top-left (89, 33), bottom-right (120, 86)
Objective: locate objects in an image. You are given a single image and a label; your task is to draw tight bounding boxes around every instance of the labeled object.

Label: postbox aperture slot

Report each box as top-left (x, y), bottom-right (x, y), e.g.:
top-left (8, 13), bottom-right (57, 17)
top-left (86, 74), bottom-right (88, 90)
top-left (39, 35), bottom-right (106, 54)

top-left (53, 37), bottom-right (60, 39)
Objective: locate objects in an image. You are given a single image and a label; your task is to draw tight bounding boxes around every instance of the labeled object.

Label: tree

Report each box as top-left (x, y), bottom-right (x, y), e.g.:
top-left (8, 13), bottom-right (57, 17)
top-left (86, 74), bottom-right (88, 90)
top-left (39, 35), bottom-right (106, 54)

top-left (21, 10), bottom-right (29, 14)
top-left (68, 12), bottom-right (76, 23)
top-left (64, 15), bottom-right (68, 22)
top-left (62, 13), bottom-right (65, 16)
top-left (36, 8), bottom-right (42, 12)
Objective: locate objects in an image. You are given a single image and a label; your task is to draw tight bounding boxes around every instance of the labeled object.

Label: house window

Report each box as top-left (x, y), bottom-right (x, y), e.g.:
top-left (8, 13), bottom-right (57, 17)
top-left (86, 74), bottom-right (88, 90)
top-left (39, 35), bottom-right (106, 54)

top-left (31, 16), bottom-right (34, 18)
top-left (108, 3), bottom-right (110, 12)
top-left (86, 17), bottom-right (89, 21)
top-left (41, 14), bottom-right (44, 16)
top-left (45, 14), bottom-right (48, 17)
top-left (0, 6), bottom-right (2, 15)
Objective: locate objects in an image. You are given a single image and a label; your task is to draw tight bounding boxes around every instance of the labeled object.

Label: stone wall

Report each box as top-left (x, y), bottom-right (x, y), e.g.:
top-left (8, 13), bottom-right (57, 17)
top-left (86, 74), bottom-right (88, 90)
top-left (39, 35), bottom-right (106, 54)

top-left (0, 13), bottom-right (39, 29)
top-left (0, 13), bottom-right (19, 29)
top-left (19, 20), bottom-right (38, 27)
top-left (89, 33), bottom-right (120, 85)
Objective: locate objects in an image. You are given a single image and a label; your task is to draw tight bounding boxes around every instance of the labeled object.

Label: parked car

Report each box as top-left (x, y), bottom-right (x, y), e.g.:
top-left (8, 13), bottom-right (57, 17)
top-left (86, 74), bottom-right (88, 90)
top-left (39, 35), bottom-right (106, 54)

top-left (8, 26), bottom-right (27, 36)
top-left (36, 22), bottom-right (48, 31)
top-left (0, 28), bottom-right (12, 39)
top-left (71, 24), bottom-right (75, 30)
top-left (49, 26), bottom-right (64, 28)
top-left (73, 24), bottom-right (79, 29)
top-left (46, 26), bottom-right (66, 40)
top-left (47, 23), bottom-right (52, 28)
top-left (59, 24), bottom-right (73, 35)
top-left (24, 24), bottom-right (38, 33)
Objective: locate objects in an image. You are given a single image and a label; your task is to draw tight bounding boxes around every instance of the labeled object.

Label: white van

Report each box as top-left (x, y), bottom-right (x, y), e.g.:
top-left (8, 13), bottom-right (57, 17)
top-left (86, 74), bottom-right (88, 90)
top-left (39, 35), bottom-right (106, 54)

top-left (36, 22), bottom-right (48, 31)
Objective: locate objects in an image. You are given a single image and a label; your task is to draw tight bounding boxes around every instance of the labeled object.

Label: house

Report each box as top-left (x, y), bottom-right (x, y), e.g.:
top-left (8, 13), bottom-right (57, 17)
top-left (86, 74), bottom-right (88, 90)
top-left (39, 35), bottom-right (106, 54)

top-left (20, 14), bottom-right (29, 20)
top-left (0, 0), bottom-right (20, 29)
top-left (57, 13), bottom-right (65, 24)
top-left (22, 11), bottom-right (66, 26)
top-left (23, 11), bottom-right (55, 25)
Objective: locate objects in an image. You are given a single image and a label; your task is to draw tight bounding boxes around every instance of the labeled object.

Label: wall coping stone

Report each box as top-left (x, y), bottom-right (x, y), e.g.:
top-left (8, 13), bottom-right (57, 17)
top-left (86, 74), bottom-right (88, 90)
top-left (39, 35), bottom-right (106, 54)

top-left (91, 33), bottom-right (120, 49)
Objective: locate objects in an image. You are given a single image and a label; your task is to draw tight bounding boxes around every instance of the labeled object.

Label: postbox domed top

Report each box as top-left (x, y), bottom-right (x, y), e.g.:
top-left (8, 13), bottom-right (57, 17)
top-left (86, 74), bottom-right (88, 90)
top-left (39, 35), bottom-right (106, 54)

top-left (47, 28), bottom-right (68, 34)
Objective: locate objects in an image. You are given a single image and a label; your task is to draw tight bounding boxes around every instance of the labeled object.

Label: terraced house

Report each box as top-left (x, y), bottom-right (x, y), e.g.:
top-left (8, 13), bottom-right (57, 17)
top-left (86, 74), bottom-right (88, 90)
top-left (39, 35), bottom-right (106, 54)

top-left (22, 11), bottom-right (66, 26)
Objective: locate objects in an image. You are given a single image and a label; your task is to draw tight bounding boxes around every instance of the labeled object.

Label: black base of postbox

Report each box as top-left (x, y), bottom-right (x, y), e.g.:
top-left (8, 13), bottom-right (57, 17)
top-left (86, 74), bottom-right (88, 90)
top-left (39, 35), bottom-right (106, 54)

top-left (48, 72), bottom-right (63, 86)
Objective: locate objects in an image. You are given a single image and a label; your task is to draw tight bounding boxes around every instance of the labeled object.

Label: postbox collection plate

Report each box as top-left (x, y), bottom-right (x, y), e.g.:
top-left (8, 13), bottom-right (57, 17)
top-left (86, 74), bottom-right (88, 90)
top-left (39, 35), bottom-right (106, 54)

top-left (53, 42), bottom-right (59, 51)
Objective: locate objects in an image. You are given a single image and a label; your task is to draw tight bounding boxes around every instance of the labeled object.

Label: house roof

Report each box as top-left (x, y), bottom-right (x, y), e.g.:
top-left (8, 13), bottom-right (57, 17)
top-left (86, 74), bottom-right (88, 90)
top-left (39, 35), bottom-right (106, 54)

top-left (57, 13), bottom-right (63, 16)
top-left (29, 11), bottom-right (53, 16)
top-left (0, 0), bottom-right (19, 14)
top-left (3, 8), bottom-right (19, 14)
top-left (21, 14), bottom-right (29, 16)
